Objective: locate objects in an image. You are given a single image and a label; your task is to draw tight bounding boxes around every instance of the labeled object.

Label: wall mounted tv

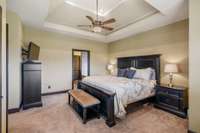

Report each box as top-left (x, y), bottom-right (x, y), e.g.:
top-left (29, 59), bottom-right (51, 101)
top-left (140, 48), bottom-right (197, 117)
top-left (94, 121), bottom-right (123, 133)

top-left (28, 42), bottom-right (40, 61)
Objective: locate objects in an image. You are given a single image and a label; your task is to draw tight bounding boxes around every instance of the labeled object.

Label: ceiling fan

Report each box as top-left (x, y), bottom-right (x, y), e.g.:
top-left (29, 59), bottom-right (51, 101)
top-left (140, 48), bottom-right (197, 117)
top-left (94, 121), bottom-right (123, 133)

top-left (78, 0), bottom-right (116, 33)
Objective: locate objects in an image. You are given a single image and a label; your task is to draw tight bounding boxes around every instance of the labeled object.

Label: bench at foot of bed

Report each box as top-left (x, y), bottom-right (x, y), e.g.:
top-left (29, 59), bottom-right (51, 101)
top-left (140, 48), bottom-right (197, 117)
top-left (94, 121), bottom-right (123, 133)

top-left (78, 81), bottom-right (116, 127)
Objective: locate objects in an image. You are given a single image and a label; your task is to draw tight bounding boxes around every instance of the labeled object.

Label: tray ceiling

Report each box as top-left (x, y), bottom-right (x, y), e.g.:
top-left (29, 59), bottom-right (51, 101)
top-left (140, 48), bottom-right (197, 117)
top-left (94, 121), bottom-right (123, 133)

top-left (7, 0), bottom-right (188, 43)
top-left (47, 0), bottom-right (158, 35)
top-left (64, 0), bottom-right (126, 16)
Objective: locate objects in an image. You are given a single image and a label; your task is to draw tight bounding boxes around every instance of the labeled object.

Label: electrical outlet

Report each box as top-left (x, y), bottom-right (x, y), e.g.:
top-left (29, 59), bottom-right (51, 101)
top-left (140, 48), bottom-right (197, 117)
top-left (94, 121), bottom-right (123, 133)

top-left (48, 85), bottom-right (51, 89)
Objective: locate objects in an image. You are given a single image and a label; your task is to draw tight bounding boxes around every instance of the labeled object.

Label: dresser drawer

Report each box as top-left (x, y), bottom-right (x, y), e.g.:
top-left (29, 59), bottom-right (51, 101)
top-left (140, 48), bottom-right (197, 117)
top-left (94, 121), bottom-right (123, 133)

top-left (156, 93), bottom-right (182, 110)
top-left (156, 87), bottom-right (183, 97)
top-left (155, 85), bottom-right (187, 118)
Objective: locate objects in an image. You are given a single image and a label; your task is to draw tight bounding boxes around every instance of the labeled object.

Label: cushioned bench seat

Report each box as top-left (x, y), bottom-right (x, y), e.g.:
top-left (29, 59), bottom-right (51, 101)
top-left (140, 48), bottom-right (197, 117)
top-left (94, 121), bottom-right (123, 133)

top-left (68, 89), bottom-right (100, 123)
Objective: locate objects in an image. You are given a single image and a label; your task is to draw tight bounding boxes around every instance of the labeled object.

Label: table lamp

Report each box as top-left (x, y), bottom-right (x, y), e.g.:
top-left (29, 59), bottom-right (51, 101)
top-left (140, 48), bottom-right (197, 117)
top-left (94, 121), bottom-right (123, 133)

top-left (164, 64), bottom-right (178, 87)
top-left (107, 64), bottom-right (114, 74)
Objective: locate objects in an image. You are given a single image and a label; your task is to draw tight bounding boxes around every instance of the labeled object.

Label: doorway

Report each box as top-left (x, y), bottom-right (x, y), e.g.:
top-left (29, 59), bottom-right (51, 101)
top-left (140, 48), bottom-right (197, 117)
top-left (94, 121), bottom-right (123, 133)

top-left (72, 49), bottom-right (90, 89)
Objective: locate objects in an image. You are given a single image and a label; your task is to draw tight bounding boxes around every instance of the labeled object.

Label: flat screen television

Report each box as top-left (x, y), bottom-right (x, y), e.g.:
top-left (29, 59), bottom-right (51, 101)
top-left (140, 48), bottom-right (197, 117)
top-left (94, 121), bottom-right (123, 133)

top-left (28, 42), bottom-right (40, 60)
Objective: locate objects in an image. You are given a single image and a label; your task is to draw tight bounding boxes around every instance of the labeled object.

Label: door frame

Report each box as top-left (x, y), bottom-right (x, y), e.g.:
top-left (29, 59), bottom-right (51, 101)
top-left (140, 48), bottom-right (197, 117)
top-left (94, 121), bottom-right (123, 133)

top-left (0, 5), bottom-right (2, 132)
top-left (6, 23), bottom-right (8, 133)
top-left (72, 49), bottom-right (90, 88)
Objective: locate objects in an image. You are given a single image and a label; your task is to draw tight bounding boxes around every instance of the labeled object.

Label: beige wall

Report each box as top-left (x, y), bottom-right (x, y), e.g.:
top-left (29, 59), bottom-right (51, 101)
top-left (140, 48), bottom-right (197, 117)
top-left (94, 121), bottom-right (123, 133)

top-left (23, 26), bottom-right (108, 94)
top-left (0, 0), bottom-right (7, 132)
top-left (7, 11), bottom-right (23, 109)
top-left (189, 0), bottom-right (200, 132)
top-left (109, 20), bottom-right (188, 87)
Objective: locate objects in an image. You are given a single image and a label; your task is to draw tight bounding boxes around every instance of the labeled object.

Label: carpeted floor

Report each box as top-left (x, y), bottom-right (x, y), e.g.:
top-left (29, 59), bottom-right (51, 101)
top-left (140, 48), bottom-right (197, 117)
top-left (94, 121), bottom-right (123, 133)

top-left (9, 93), bottom-right (188, 133)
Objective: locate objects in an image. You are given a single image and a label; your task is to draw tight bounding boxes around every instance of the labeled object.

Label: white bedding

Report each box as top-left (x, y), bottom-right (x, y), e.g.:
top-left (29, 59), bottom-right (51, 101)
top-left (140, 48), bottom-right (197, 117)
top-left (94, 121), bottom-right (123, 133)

top-left (82, 75), bottom-right (156, 118)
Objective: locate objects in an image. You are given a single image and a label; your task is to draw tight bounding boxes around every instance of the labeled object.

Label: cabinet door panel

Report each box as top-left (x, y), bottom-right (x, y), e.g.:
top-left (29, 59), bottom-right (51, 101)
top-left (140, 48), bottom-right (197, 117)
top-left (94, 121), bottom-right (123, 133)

top-left (23, 70), bottom-right (41, 104)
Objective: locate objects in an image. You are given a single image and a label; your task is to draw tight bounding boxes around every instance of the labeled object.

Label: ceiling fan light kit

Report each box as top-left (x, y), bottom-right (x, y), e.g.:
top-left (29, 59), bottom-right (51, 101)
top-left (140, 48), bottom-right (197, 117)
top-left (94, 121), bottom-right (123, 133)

top-left (77, 0), bottom-right (116, 33)
top-left (93, 26), bottom-right (102, 32)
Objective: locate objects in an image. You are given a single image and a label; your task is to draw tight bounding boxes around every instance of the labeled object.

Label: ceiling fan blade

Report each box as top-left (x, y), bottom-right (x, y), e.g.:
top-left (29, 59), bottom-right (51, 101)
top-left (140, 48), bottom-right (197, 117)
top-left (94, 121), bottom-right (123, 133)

top-left (77, 25), bottom-right (92, 27)
top-left (102, 18), bottom-right (116, 25)
top-left (86, 16), bottom-right (95, 24)
top-left (102, 26), bottom-right (114, 31)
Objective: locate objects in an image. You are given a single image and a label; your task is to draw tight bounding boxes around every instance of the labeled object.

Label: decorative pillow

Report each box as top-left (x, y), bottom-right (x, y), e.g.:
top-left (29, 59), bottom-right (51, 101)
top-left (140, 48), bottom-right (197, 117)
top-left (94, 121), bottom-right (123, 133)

top-left (117, 68), bottom-right (127, 77)
top-left (133, 68), bottom-right (153, 80)
top-left (125, 69), bottom-right (136, 79)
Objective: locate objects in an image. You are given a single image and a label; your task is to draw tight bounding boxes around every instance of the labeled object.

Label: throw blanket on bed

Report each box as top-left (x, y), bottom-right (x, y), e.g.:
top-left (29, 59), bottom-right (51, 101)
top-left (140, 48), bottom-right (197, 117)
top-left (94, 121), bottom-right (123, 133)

top-left (82, 75), bottom-right (156, 118)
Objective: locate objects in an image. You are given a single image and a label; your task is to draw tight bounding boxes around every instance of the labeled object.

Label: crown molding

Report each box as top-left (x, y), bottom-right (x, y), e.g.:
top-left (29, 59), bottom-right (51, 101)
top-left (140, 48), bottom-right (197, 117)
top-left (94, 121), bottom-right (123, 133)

top-left (44, 22), bottom-right (107, 43)
top-left (44, 10), bottom-right (187, 44)
top-left (8, 0), bottom-right (187, 44)
top-left (44, 0), bottom-right (188, 43)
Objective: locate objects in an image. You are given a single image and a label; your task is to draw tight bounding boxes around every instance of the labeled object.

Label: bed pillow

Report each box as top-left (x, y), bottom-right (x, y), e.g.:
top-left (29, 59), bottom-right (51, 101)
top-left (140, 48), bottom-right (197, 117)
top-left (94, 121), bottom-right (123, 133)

top-left (125, 69), bottom-right (136, 79)
top-left (133, 68), bottom-right (153, 80)
top-left (130, 67), bottom-right (137, 70)
top-left (149, 68), bottom-right (156, 80)
top-left (117, 68), bottom-right (127, 77)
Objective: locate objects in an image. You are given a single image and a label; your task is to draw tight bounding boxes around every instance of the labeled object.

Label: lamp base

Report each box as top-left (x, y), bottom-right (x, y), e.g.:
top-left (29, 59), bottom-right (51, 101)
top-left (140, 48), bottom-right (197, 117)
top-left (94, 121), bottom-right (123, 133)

top-left (168, 84), bottom-right (173, 88)
top-left (168, 73), bottom-right (173, 88)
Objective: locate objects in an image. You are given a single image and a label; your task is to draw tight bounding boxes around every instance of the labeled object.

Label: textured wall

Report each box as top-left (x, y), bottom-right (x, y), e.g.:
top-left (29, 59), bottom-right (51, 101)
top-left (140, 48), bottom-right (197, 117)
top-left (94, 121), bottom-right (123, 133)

top-left (189, 0), bottom-right (200, 132)
top-left (109, 20), bottom-right (188, 87)
top-left (23, 26), bottom-right (108, 94)
top-left (0, 0), bottom-right (7, 132)
top-left (7, 11), bottom-right (23, 110)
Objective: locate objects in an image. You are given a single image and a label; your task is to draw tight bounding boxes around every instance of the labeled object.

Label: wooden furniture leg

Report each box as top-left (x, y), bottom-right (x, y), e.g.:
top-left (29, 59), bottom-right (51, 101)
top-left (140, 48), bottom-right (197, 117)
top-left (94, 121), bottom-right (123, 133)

top-left (106, 96), bottom-right (115, 127)
top-left (68, 93), bottom-right (71, 105)
top-left (97, 104), bottom-right (100, 119)
top-left (83, 108), bottom-right (87, 124)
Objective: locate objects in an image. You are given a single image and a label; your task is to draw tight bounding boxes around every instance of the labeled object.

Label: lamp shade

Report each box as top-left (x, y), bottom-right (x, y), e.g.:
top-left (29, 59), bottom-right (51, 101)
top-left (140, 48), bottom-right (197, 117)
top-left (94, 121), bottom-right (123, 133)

top-left (107, 64), bottom-right (114, 70)
top-left (164, 64), bottom-right (178, 73)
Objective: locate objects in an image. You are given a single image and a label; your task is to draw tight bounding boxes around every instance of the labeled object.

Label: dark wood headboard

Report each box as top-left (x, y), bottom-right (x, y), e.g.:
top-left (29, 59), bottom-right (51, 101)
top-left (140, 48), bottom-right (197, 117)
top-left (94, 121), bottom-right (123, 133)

top-left (117, 54), bottom-right (161, 84)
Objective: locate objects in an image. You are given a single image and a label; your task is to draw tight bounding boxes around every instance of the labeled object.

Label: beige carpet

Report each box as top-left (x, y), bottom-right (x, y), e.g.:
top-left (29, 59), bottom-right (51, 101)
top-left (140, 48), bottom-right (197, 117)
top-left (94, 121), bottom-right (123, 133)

top-left (9, 93), bottom-right (188, 133)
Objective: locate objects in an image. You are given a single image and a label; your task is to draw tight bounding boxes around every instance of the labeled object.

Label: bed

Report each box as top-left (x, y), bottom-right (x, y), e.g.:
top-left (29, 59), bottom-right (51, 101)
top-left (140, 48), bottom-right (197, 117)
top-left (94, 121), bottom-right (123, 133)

top-left (78, 54), bottom-right (160, 127)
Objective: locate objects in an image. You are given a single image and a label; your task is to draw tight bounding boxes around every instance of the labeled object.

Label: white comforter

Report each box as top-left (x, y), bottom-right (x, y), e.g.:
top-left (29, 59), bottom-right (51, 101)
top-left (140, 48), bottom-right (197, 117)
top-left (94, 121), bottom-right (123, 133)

top-left (82, 75), bottom-right (156, 118)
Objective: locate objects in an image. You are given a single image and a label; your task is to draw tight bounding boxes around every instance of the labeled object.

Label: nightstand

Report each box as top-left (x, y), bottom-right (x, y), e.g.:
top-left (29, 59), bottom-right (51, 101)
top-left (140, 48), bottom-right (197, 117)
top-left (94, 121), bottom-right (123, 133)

top-left (154, 84), bottom-right (188, 118)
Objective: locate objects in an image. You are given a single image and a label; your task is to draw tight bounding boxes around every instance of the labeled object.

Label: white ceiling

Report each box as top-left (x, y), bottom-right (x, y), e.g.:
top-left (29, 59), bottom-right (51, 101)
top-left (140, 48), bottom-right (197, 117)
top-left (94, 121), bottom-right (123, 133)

top-left (64, 0), bottom-right (127, 17)
top-left (47, 0), bottom-right (158, 35)
top-left (7, 0), bottom-right (188, 43)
